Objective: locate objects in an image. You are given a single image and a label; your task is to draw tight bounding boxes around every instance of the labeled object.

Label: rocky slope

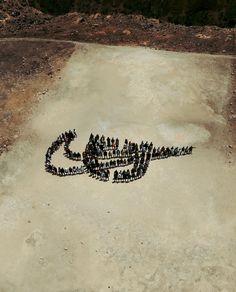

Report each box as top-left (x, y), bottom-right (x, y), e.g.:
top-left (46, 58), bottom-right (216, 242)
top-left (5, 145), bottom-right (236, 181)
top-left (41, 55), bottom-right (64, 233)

top-left (0, 2), bottom-right (235, 55)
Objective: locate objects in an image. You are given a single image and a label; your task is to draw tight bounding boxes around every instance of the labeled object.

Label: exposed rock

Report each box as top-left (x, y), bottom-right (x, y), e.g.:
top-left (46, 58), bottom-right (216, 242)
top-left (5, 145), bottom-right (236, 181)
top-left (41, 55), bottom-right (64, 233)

top-left (123, 29), bottom-right (131, 35)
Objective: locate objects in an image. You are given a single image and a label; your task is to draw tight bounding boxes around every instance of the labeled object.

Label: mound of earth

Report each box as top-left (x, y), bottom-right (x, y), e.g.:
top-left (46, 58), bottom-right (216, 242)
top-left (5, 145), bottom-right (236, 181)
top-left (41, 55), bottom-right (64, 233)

top-left (0, 1), bottom-right (235, 55)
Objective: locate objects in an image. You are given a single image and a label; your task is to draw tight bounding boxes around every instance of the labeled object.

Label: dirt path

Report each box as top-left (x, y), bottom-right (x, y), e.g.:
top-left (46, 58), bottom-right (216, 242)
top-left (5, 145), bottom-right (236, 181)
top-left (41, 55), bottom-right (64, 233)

top-left (1, 37), bottom-right (236, 58)
top-left (0, 43), bottom-right (235, 292)
top-left (0, 37), bottom-right (78, 45)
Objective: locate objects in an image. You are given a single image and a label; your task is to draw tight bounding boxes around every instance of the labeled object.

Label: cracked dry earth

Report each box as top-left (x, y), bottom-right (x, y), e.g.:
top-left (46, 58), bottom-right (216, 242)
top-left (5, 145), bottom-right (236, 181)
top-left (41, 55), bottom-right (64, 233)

top-left (0, 40), bottom-right (236, 292)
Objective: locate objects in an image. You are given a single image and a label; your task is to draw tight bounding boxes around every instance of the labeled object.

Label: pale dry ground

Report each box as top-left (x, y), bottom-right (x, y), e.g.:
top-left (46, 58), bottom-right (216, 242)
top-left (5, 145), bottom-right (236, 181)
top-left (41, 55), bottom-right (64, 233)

top-left (0, 43), bottom-right (236, 292)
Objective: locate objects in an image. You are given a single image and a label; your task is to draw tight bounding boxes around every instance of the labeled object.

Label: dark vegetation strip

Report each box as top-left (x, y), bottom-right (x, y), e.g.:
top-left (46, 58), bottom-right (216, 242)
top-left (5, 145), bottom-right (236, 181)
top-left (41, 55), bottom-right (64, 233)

top-left (29, 0), bottom-right (236, 27)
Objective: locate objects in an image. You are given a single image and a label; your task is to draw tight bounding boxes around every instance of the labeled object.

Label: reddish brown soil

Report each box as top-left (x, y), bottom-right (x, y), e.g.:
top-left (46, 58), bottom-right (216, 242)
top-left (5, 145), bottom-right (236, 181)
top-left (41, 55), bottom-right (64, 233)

top-left (0, 6), bottom-right (235, 55)
top-left (0, 40), bottom-right (75, 155)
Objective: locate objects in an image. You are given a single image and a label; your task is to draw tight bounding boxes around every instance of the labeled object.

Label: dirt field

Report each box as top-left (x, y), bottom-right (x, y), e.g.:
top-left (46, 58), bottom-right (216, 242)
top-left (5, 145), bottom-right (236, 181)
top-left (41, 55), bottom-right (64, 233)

top-left (0, 42), bottom-right (236, 291)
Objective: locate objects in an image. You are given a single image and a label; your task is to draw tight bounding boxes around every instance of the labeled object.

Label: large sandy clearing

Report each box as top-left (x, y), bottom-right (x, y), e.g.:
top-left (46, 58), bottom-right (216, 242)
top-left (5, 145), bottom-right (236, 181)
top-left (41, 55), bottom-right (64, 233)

top-left (0, 42), bottom-right (236, 292)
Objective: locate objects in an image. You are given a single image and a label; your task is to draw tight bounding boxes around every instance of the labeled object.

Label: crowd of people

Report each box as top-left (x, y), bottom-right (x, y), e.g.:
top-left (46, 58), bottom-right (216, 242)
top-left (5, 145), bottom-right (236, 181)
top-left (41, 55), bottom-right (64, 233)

top-left (45, 129), bottom-right (85, 176)
top-left (45, 129), bottom-right (194, 183)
